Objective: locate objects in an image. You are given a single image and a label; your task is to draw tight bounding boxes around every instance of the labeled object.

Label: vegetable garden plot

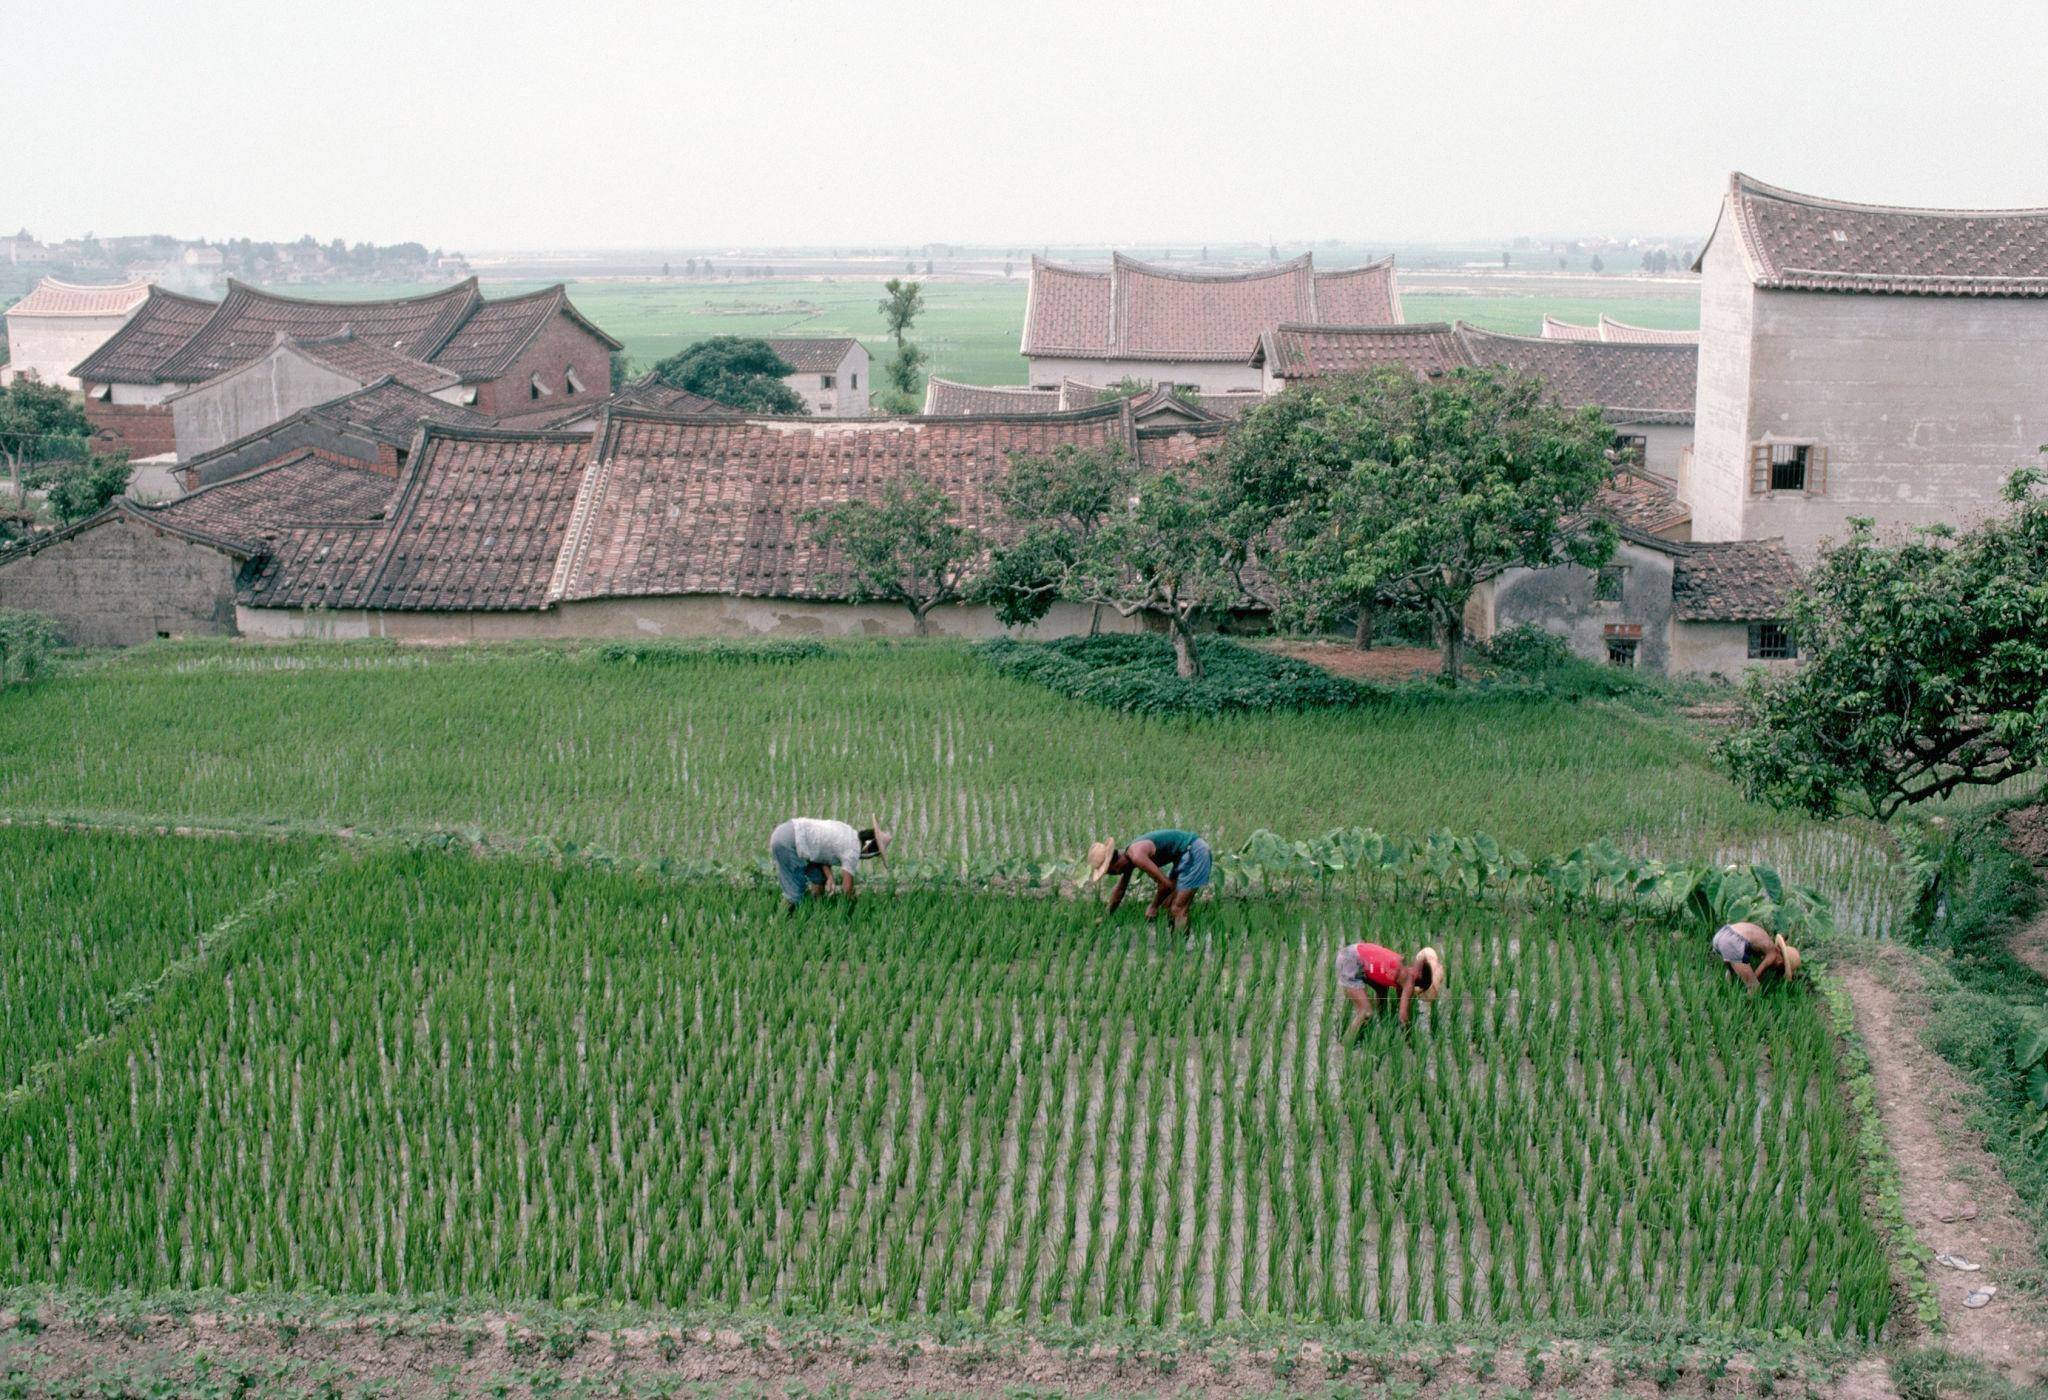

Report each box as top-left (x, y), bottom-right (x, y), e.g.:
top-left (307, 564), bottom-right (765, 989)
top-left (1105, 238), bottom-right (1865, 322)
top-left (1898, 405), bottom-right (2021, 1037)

top-left (0, 825), bottom-right (320, 1091)
top-left (0, 851), bottom-right (1890, 1337)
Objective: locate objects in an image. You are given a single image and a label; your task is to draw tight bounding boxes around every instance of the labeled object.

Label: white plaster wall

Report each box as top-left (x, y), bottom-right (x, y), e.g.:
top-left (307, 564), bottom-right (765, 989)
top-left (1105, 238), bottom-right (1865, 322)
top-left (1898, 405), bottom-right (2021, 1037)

top-left (171, 352), bottom-right (362, 460)
top-left (1667, 620), bottom-right (1802, 679)
top-left (1024, 355), bottom-right (1267, 394)
top-left (2, 311), bottom-right (135, 390)
top-left (238, 596), bottom-right (1152, 643)
top-left (109, 382), bottom-right (175, 406)
top-left (1740, 289), bottom-right (2048, 561)
top-left (1635, 422), bottom-right (1694, 484)
top-left (1689, 207), bottom-right (1759, 544)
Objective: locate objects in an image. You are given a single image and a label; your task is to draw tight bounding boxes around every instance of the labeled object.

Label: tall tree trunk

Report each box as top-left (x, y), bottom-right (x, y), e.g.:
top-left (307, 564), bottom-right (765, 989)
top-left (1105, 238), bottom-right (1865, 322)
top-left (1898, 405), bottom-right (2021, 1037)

top-left (911, 603), bottom-right (931, 637)
top-left (1440, 613), bottom-right (1465, 686)
top-left (1169, 615), bottom-right (1204, 680)
top-left (1088, 602), bottom-right (1103, 637)
top-left (1352, 598), bottom-right (1376, 651)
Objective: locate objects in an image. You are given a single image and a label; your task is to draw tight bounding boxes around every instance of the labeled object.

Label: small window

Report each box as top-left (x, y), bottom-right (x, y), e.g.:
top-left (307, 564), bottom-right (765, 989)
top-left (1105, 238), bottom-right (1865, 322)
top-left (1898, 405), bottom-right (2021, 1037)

top-left (529, 372), bottom-right (552, 401)
top-left (850, 373), bottom-right (859, 390)
top-left (1770, 444), bottom-right (1808, 491)
top-left (1594, 566), bottom-right (1627, 603)
top-left (1612, 433), bottom-right (1647, 466)
top-left (1748, 623), bottom-right (1797, 660)
top-left (1750, 442), bottom-right (1827, 495)
top-left (821, 374), bottom-right (835, 390)
top-left (564, 366), bottom-right (584, 395)
top-left (1605, 637), bottom-right (1639, 668)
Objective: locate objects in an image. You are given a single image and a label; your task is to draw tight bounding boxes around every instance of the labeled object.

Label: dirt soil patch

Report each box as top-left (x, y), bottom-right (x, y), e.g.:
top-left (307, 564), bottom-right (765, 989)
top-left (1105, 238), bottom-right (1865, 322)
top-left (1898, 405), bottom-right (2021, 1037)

top-left (1259, 640), bottom-right (1442, 683)
top-left (2003, 803), bottom-right (2048, 866)
top-left (2000, 804), bottom-right (2048, 981)
top-left (1837, 946), bottom-right (2048, 1388)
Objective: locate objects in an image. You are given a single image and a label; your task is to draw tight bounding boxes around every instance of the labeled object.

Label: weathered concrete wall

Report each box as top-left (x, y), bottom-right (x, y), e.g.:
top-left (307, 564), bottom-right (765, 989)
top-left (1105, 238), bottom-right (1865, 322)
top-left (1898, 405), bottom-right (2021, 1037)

top-left (1668, 620), bottom-right (1801, 680)
top-left (0, 516), bottom-right (239, 646)
top-left (1634, 422), bottom-right (1693, 484)
top-left (171, 353), bottom-right (361, 460)
top-left (1024, 355), bottom-right (1266, 395)
top-left (237, 595), bottom-right (1152, 643)
top-left (475, 311), bottom-right (615, 417)
top-left (1469, 537), bottom-right (1678, 673)
top-left (2, 311), bottom-right (135, 390)
top-left (1689, 207), bottom-right (1758, 543)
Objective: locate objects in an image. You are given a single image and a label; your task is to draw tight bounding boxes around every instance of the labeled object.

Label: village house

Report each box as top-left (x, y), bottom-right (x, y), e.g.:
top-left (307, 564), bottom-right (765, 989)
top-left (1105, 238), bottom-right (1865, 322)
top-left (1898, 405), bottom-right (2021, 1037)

top-left (1248, 322), bottom-right (1469, 394)
top-left (71, 278), bottom-right (620, 458)
top-left (1454, 325), bottom-right (1699, 482)
top-left (1689, 172), bottom-right (2048, 562)
top-left (764, 338), bottom-right (869, 415)
top-left (1021, 253), bottom-right (1400, 394)
top-left (166, 332), bottom-right (470, 459)
top-left (178, 377), bottom-right (496, 488)
top-left (1, 277), bottom-right (154, 389)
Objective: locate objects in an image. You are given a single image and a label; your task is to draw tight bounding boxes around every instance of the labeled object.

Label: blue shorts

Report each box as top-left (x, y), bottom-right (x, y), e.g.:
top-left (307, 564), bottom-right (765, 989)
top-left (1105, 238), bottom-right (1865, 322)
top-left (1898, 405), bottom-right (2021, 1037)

top-left (769, 821), bottom-right (829, 903)
top-left (1171, 837), bottom-right (1212, 891)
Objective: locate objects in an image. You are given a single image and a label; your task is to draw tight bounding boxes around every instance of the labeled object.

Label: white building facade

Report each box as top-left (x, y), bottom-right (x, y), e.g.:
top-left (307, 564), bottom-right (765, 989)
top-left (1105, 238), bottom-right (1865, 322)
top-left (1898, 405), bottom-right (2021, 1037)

top-left (765, 338), bottom-right (869, 416)
top-left (1, 277), bottom-right (153, 389)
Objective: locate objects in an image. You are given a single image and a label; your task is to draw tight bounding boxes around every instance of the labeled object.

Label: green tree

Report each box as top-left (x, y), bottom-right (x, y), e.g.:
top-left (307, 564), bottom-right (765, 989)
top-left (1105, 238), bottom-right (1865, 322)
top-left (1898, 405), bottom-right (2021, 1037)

top-left (806, 470), bottom-right (987, 635)
top-left (0, 377), bottom-right (91, 510)
top-left (876, 278), bottom-right (926, 412)
top-left (608, 351), bottom-right (634, 393)
top-left (648, 337), bottom-right (806, 415)
top-left (1719, 468), bottom-right (2048, 820)
top-left (985, 444), bottom-right (1131, 634)
top-left (41, 452), bottom-right (132, 525)
top-left (1237, 366), bottom-right (1615, 684)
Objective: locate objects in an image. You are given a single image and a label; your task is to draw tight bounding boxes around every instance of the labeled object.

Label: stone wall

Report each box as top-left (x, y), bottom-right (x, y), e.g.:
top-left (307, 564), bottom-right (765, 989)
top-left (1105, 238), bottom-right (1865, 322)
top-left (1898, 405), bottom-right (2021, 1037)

top-left (83, 399), bottom-right (178, 458)
top-left (0, 515), bottom-right (240, 646)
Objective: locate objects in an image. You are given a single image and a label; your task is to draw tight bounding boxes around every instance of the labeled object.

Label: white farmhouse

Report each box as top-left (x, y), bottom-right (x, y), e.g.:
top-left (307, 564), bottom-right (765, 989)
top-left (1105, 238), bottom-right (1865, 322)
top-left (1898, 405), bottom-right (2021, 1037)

top-left (1690, 172), bottom-right (2048, 562)
top-left (764, 338), bottom-right (869, 415)
top-left (1, 277), bottom-right (154, 389)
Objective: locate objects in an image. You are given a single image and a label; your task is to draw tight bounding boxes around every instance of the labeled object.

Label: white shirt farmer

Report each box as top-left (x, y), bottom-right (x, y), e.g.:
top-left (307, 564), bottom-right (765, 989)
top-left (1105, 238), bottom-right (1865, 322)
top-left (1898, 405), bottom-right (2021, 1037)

top-left (790, 818), bottom-right (861, 873)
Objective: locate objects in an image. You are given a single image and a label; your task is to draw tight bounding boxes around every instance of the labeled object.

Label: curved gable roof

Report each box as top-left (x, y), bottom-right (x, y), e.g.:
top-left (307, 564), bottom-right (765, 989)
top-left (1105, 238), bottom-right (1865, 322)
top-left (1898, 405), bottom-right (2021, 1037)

top-left (1253, 322), bottom-right (1467, 380)
top-left (7, 277), bottom-right (153, 318)
top-left (1455, 324), bottom-right (1697, 424)
top-left (923, 378), bottom-right (1062, 414)
top-left (70, 286), bottom-right (218, 384)
top-left (428, 284), bottom-right (622, 381)
top-left (156, 278), bottom-right (482, 382)
top-left (1597, 315), bottom-right (1698, 344)
top-left (1722, 171), bottom-right (2048, 295)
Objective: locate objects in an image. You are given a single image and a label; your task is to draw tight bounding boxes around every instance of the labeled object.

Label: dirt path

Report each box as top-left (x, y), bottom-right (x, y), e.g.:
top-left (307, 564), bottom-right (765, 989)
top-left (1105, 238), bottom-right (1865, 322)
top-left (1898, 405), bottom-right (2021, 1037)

top-left (2011, 904), bottom-right (2048, 983)
top-left (1837, 948), bottom-right (2048, 1388)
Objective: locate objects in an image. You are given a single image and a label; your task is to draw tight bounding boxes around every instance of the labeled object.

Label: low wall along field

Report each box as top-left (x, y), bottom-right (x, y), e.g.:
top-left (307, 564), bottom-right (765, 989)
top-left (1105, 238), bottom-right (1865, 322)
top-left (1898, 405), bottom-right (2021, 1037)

top-left (0, 829), bottom-right (1891, 1341)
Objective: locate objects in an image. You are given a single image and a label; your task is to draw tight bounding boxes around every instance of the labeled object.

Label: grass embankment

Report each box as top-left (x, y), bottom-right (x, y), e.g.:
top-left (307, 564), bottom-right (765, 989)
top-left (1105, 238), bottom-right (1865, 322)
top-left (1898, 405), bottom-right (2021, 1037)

top-left (0, 639), bottom-right (1846, 884)
top-left (1, 842), bottom-right (1885, 1338)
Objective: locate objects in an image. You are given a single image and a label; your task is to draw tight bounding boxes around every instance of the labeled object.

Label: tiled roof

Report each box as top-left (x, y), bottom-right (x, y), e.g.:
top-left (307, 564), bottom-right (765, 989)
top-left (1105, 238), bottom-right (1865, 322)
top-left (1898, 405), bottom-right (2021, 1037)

top-left (156, 279), bottom-right (481, 382)
top-left (1191, 392), bottom-right (1263, 420)
top-left (291, 333), bottom-right (461, 392)
top-left (1252, 322), bottom-right (1468, 381)
top-left (6, 277), bottom-right (152, 318)
top-left (923, 378), bottom-right (1062, 414)
top-left (1540, 316), bottom-right (1604, 341)
top-left (147, 452), bottom-right (399, 545)
top-left (1022, 253), bottom-right (1400, 361)
top-left (1135, 421), bottom-right (1231, 470)
top-left (70, 286), bottom-right (218, 384)
top-left (429, 284), bottom-right (621, 381)
top-left (329, 378), bottom-right (496, 441)
top-left (612, 373), bottom-right (739, 416)
top-left (1594, 469), bottom-right (1691, 537)
top-left (1597, 316), bottom-right (1698, 344)
top-left (558, 405), bottom-right (1136, 602)
top-left (1716, 171), bottom-right (2048, 295)
top-left (1672, 539), bottom-right (1802, 621)
top-left (1454, 325), bottom-right (1698, 425)
top-left (763, 337), bottom-right (860, 374)
top-left (240, 521), bottom-right (392, 609)
top-left (1057, 380), bottom-right (1226, 425)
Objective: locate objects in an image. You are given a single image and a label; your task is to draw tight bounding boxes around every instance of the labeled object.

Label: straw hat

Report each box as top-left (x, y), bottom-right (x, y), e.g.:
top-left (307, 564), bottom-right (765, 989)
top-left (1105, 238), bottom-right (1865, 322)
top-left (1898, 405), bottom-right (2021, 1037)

top-left (870, 818), bottom-right (892, 863)
top-left (1416, 947), bottom-right (1445, 1001)
top-left (1085, 840), bottom-right (1118, 884)
top-left (1775, 936), bottom-right (1802, 980)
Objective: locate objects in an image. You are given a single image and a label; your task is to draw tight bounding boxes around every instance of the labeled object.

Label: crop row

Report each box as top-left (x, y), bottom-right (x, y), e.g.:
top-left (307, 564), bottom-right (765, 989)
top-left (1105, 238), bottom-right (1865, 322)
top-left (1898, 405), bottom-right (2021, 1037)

top-left (0, 844), bottom-right (1889, 1337)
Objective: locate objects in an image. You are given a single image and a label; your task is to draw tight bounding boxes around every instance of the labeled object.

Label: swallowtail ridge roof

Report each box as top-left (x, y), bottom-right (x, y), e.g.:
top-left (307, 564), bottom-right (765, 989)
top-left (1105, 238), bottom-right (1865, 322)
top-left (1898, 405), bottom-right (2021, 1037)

top-left (156, 279), bottom-right (482, 382)
top-left (1454, 324), bottom-right (1698, 425)
top-left (763, 337), bottom-right (861, 374)
top-left (6, 277), bottom-right (153, 318)
top-left (1595, 316), bottom-right (1698, 344)
top-left (1709, 171), bottom-right (2048, 295)
top-left (429, 284), bottom-right (621, 380)
top-left (1251, 322), bottom-right (1468, 380)
top-left (922, 378), bottom-right (1062, 415)
top-left (1023, 253), bottom-right (1400, 361)
top-left (1540, 316), bottom-right (1605, 341)
top-left (70, 285), bottom-right (219, 384)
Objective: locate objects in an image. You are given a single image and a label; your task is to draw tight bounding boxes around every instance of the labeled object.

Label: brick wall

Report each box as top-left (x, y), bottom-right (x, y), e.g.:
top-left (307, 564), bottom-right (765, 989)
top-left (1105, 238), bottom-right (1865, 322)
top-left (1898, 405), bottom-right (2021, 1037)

top-left (475, 311), bottom-right (615, 417)
top-left (84, 398), bottom-right (178, 458)
top-left (0, 515), bottom-right (241, 646)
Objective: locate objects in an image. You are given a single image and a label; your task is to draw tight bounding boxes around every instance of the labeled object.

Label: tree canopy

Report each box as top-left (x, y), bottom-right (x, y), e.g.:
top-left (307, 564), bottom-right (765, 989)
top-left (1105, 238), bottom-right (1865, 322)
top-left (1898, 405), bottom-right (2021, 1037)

top-left (875, 279), bottom-right (926, 414)
top-left (1718, 468), bottom-right (2048, 820)
top-left (806, 470), bottom-right (988, 635)
top-left (649, 337), bottom-right (806, 415)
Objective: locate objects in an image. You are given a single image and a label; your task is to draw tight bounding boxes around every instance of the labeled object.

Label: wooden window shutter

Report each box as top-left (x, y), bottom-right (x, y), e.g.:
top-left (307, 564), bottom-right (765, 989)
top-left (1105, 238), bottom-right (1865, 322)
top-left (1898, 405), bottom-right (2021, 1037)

top-left (1749, 443), bottom-right (1772, 495)
top-left (1805, 444), bottom-right (1828, 496)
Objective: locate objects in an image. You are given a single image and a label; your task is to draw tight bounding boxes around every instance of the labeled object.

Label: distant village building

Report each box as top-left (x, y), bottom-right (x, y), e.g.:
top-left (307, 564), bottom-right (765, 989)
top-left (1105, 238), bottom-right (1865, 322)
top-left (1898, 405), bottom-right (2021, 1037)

top-left (1541, 315), bottom-right (1699, 344)
top-left (72, 279), bottom-right (620, 458)
top-left (167, 332), bottom-right (470, 459)
top-left (764, 338), bottom-right (869, 415)
top-left (3, 230), bottom-right (49, 264)
top-left (1690, 172), bottom-right (2048, 562)
top-left (1021, 253), bottom-right (1400, 393)
top-left (0, 277), bottom-right (154, 389)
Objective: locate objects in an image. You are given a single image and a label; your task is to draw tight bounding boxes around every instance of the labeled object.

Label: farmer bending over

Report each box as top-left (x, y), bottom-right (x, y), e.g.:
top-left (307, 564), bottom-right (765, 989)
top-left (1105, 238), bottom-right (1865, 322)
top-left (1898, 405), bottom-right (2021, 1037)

top-left (1711, 920), bottom-right (1801, 993)
top-left (769, 817), bottom-right (889, 910)
top-left (1086, 829), bottom-right (1212, 932)
top-left (1335, 941), bottom-right (1443, 1034)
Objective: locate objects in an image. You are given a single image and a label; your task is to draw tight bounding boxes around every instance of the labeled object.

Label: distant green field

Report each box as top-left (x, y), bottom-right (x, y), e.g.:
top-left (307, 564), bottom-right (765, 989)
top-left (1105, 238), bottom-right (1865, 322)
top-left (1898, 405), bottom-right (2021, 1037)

top-left (256, 276), bottom-right (1699, 390)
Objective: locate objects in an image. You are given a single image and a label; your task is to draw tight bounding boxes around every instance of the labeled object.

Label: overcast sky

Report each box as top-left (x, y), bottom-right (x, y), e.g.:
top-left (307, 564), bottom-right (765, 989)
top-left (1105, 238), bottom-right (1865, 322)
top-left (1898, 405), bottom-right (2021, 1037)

top-left (6, 0), bottom-right (2045, 252)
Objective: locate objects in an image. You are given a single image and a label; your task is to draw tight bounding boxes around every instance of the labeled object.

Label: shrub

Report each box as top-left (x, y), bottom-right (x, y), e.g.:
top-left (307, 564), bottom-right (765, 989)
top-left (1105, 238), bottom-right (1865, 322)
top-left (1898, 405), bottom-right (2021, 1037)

top-left (592, 639), bottom-right (829, 667)
top-left (0, 608), bottom-right (58, 686)
top-left (979, 634), bottom-right (1368, 716)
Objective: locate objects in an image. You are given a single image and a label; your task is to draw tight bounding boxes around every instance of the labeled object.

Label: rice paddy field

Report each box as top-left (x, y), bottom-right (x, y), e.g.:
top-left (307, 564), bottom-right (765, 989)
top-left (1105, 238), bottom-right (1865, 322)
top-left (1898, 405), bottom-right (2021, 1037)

top-left (0, 844), bottom-right (1888, 1340)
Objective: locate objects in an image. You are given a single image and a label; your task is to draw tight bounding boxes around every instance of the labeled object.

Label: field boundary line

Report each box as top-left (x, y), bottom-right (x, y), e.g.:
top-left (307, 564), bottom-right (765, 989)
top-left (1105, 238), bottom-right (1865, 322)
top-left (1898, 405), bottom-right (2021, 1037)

top-left (0, 844), bottom-right (345, 1110)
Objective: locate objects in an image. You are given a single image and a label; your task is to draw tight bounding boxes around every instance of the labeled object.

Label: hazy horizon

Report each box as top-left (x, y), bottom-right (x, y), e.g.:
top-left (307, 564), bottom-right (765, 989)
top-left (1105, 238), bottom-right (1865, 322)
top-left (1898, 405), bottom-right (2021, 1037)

top-left (7, 0), bottom-right (2046, 252)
